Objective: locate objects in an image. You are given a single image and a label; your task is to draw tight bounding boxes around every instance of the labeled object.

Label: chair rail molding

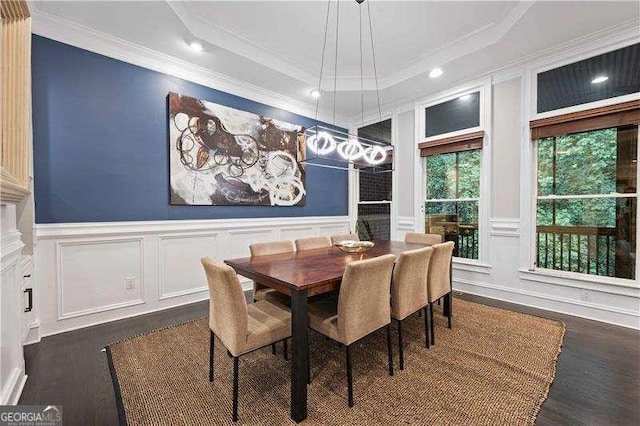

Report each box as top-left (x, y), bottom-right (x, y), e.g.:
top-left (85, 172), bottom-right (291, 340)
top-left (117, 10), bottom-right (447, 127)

top-left (34, 216), bottom-right (350, 336)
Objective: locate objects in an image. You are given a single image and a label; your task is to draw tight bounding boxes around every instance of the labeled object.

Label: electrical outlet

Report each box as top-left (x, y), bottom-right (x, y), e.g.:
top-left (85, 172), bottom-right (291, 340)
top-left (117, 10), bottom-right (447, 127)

top-left (125, 277), bottom-right (136, 290)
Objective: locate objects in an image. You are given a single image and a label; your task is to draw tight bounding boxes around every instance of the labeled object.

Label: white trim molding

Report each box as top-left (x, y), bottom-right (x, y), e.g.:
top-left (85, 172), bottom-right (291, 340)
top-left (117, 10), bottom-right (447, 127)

top-left (489, 218), bottom-right (520, 237)
top-left (29, 6), bottom-right (346, 129)
top-left (34, 216), bottom-right (350, 336)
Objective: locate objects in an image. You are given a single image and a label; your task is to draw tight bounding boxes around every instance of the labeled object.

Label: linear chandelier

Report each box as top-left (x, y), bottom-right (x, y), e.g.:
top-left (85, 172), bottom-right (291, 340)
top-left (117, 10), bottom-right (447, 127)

top-left (300, 0), bottom-right (393, 173)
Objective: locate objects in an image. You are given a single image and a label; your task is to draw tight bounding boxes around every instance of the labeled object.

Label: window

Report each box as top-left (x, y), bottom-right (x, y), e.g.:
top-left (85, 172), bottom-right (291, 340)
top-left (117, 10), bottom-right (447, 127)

top-left (537, 43), bottom-right (640, 114)
top-left (536, 125), bottom-right (637, 280)
top-left (420, 88), bottom-right (485, 260)
top-left (425, 91), bottom-right (480, 138)
top-left (425, 149), bottom-right (481, 259)
top-left (357, 119), bottom-right (392, 240)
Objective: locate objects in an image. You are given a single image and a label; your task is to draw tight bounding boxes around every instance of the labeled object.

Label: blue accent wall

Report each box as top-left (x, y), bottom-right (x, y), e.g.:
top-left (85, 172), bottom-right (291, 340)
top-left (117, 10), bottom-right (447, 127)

top-left (32, 35), bottom-right (348, 223)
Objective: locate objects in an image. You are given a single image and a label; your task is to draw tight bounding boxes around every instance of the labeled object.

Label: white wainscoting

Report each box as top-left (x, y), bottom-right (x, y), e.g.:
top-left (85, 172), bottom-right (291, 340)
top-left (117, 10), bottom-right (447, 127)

top-left (402, 217), bottom-right (640, 329)
top-left (1, 205), bottom-right (28, 404)
top-left (396, 216), bottom-right (416, 241)
top-left (34, 216), bottom-right (350, 337)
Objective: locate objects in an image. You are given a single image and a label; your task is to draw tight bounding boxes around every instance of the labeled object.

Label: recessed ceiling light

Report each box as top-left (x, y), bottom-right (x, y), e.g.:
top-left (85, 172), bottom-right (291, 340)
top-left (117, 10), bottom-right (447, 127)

top-left (310, 89), bottom-right (321, 99)
top-left (591, 75), bottom-right (608, 84)
top-left (458, 94), bottom-right (471, 101)
top-left (189, 41), bottom-right (203, 52)
top-left (429, 68), bottom-right (443, 78)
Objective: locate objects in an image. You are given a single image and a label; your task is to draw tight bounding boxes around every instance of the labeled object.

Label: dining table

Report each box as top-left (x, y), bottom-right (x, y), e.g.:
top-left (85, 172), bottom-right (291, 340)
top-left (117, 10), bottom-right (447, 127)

top-left (224, 239), bottom-right (452, 422)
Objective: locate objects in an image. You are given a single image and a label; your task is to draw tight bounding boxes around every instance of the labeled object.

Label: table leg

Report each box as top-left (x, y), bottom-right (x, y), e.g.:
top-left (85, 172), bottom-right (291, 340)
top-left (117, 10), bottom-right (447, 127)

top-left (290, 289), bottom-right (309, 422)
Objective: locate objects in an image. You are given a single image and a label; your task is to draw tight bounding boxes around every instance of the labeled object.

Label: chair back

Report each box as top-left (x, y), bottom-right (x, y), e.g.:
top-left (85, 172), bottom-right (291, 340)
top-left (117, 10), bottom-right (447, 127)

top-left (391, 247), bottom-right (433, 320)
top-left (201, 258), bottom-right (248, 354)
top-left (337, 254), bottom-right (395, 345)
top-left (249, 240), bottom-right (295, 256)
top-left (330, 233), bottom-right (360, 244)
top-left (427, 242), bottom-right (454, 302)
top-left (405, 232), bottom-right (443, 245)
top-left (295, 236), bottom-right (332, 251)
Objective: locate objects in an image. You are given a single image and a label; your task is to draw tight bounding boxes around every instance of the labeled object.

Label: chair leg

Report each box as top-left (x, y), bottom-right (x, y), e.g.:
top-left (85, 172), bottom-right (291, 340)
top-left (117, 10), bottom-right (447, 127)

top-left (386, 324), bottom-right (394, 377)
top-left (424, 306), bottom-right (431, 349)
top-left (447, 292), bottom-right (453, 329)
top-left (346, 345), bottom-right (354, 407)
top-left (430, 302), bottom-right (435, 346)
top-left (307, 333), bottom-right (311, 384)
top-left (397, 319), bottom-right (404, 370)
top-left (437, 298), bottom-right (441, 306)
top-left (271, 343), bottom-right (276, 355)
top-left (232, 356), bottom-right (239, 422)
top-left (283, 339), bottom-right (288, 361)
top-left (209, 330), bottom-right (215, 382)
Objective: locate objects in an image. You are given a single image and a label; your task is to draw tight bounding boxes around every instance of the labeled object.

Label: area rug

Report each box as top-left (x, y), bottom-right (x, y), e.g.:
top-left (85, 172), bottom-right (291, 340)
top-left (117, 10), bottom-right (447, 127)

top-left (106, 298), bottom-right (565, 425)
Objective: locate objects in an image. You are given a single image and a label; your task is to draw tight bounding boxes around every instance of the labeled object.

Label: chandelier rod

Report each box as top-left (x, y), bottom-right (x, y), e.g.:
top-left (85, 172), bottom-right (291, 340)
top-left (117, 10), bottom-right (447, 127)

top-left (359, 1), bottom-right (364, 125)
top-left (314, 0), bottom-right (332, 125)
top-left (332, 0), bottom-right (340, 126)
top-left (367, 0), bottom-right (383, 123)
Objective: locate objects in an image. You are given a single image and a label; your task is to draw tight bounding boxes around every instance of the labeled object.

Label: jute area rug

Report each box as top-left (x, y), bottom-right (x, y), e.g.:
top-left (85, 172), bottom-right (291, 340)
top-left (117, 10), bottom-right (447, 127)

top-left (106, 298), bottom-right (565, 425)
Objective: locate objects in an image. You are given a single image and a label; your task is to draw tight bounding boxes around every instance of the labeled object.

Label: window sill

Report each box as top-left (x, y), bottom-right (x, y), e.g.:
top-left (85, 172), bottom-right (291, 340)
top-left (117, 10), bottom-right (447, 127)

top-left (453, 258), bottom-right (492, 275)
top-left (519, 268), bottom-right (639, 296)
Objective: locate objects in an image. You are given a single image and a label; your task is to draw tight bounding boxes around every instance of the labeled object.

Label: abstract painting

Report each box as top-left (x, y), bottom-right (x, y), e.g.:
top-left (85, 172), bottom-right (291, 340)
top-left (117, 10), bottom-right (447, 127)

top-left (168, 92), bottom-right (306, 206)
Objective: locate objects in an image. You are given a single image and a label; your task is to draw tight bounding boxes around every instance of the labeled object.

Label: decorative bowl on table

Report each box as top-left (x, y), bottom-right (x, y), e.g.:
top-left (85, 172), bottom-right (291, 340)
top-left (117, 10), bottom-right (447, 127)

top-left (333, 240), bottom-right (375, 253)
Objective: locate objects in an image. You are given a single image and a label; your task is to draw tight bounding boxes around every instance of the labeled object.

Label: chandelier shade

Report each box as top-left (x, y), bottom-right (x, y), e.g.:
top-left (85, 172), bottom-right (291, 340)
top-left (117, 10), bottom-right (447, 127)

top-left (299, 125), bottom-right (393, 173)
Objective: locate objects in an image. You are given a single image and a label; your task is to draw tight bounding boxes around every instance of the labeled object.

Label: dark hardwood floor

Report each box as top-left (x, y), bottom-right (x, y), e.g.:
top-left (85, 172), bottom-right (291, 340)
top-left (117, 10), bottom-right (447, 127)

top-left (19, 292), bottom-right (639, 425)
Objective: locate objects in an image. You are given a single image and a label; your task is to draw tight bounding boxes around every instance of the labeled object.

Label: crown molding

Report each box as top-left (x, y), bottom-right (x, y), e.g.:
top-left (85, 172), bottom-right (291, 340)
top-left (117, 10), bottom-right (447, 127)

top-left (30, 5), bottom-right (348, 128)
top-left (166, 0), bottom-right (535, 92)
top-left (349, 17), bottom-right (640, 124)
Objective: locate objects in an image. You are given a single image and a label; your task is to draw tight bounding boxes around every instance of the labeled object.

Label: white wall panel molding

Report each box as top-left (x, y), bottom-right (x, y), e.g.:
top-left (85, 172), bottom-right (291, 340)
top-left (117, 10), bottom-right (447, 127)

top-left (157, 233), bottom-right (218, 301)
top-left (455, 278), bottom-right (640, 330)
top-left (489, 218), bottom-right (520, 237)
top-left (55, 238), bottom-right (145, 320)
top-left (35, 216), bottom-right (350, 336)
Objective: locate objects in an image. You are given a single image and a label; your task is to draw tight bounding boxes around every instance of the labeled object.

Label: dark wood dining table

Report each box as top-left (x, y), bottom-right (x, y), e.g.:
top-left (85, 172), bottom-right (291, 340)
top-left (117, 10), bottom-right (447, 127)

top-left (225, 239), bottom-right (451, 422)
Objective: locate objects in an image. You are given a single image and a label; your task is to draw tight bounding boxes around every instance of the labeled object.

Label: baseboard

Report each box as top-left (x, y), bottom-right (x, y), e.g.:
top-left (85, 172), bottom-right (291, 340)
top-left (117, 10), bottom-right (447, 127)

top-left (1, 363), bottom-right (27, 405)
top-left (455, 278), bottom-right (640, 330)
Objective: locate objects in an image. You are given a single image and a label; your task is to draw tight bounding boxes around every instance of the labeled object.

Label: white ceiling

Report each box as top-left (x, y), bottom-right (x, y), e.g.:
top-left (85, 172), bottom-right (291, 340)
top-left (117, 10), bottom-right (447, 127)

top-left (31, 1), bottom-right (640, 122)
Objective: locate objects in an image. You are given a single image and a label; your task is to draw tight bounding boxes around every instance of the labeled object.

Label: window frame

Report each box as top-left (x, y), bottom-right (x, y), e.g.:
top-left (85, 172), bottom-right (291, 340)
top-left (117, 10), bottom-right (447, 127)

top-left (523, 37), bottom-right (640, 286)
top-left (533, 129), bottom-right (638, 281)
top-left (352, 115), bottom-right (396, 241)
top-left (415, 78), bottom-right (492, 266)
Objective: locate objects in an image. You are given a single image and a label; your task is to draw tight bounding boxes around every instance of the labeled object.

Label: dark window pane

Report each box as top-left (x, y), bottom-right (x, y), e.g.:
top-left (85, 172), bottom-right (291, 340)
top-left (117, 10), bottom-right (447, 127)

top-left (425, 201), bottom-right (479, 260)
top-left (425, 92), bottom-right (480, 138)
top-left (357, 203), bottom-right (390, 240)
top-left (536, 197), bottom-right (636, 279)
top-left (358, 119), bottom-right (391, 144)
top-left (537, 43), bottom-right (640, 113)
top-left (359, 164), bottom-right (392, 201)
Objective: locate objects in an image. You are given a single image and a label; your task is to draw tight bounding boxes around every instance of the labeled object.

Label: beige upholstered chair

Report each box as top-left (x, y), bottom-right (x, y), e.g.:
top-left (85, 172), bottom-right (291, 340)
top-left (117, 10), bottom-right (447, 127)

top-left (330, 233), bottom-right (360, 244)
top-left (390, 247), bottom-right (433, 369)
top-left (404, 232), bottom-right (443, 245)
top-left (249, 240), bottom-right (295, 301)
top-left (308, 254), bottom-right (396, 407)
top-left (201, 258), bottom-right (291, 422)
top-left (426, 241), bottom-right (455, 346)
top-left (295, 236), bottom-right (332, 251)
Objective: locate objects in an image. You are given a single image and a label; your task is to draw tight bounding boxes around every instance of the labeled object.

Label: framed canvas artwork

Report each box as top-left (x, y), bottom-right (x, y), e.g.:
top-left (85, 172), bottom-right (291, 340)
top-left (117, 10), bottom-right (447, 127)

top-left (168, 92), bottom-right (306, 206)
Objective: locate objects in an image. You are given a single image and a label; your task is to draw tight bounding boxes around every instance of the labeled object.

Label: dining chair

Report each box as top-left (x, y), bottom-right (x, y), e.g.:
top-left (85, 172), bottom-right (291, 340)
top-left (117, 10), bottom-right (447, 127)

top-left (249, 240), bottom-right (295, 355)
top-left (201, 258), bottom-right (292, 422)
top-left (426, 241), bottom-right (455, 347)
top-left (249, 240), bottom-right (295, 302)
top-left (307, 254), bottom-right (396, 407)
top-left (390, 247), bottom-right (433, 370)
top-left (404, 232), bottom-right (443, 245)
top-left (295, 236), bottom-right (332, 251)
top-left (330, 233), bottom-right (360, 244)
